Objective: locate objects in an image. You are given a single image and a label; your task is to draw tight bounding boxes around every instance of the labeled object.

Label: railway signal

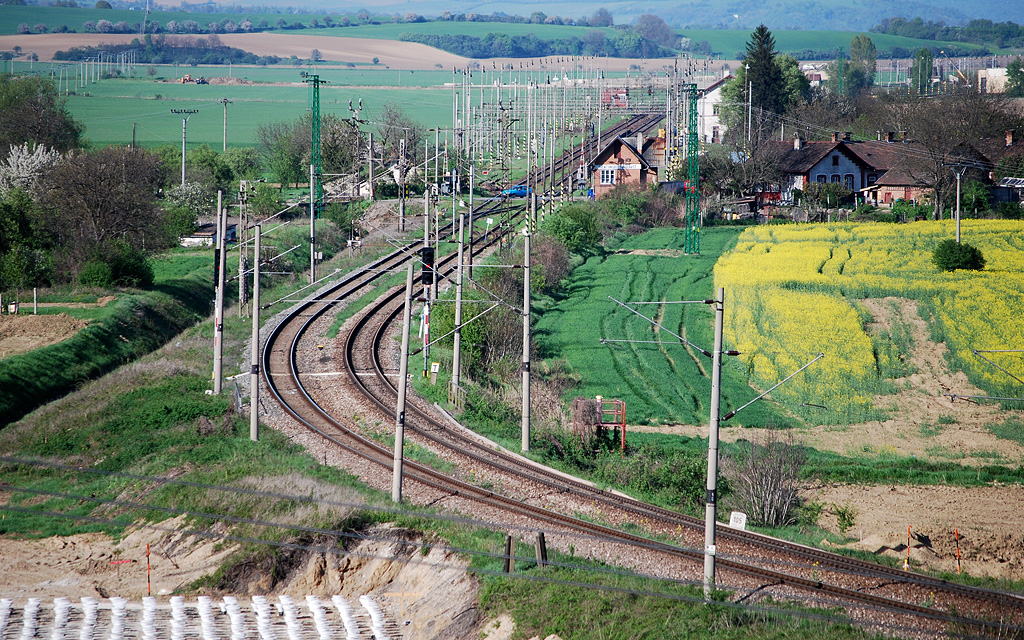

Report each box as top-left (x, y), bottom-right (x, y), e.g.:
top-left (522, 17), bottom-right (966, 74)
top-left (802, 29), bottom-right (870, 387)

top-left (420, 247), bottom-right (435, 285)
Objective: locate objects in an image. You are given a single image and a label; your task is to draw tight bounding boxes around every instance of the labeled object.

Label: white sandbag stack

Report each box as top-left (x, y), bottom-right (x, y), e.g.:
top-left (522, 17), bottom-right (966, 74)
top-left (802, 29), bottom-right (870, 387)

top-left (277, 596), bottom-right (301, 640)
top-left (51, 598), bottom-right (71, 640)
top-left (1, 598), bottom-right (13, 638)
top-left (141, 597), bottom-right (157, 640)
top-left (197, 596), bottom-right (217, 640)
top-left (358, 596), bottom-right (388, 640)
top-left (222, 596), bottom-right (245, 640)
top-left (329, 596), bottom-right (359, 640)
top-left (79, 598), bottom-right (98, 640)
top-left (108, 597), bottom-right (128, 640)
top-left (170, 596), bottom-right (186, 640)
top-left (304, 596), bottom-right (331, 640)
top-left (20, 598), bottom-right (41, 640)
top-left (250, 596), bottom-right (275, 640)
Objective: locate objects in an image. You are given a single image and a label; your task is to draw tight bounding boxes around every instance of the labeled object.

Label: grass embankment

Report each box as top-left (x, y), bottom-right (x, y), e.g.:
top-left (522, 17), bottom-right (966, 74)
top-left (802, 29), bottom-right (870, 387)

top-left (482, 567), bottom-right (879, 640)
top-left (0, 254), bottom-right (214, 427)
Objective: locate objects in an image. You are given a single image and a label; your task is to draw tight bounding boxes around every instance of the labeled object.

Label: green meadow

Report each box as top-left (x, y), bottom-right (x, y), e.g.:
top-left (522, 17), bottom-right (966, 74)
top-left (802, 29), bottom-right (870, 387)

top-left (534, 226), bottom-right (794, 428)
top-left (57, 71), bottom-right (453, 148)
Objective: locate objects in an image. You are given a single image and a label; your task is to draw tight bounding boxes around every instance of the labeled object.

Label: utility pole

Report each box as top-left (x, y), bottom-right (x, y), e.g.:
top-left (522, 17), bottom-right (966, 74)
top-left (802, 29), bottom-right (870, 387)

top-left (213, 191), bottom-right (226, 395)
top-left (392, 264), bottom-right (414, 503)
top-left (952, 164), bottom-right (968, 243)
top-left (521, 230), bottom-right (531, 452)
top-left (704, 287), bottom-right (724, 599)
top-left (219, 97), bottom-right (231, 153)
top-left (367, 132), bottom-right (375, 201)
top-left (170, 109), bottom-right (198, 187)
top-left (250, 224), bottom-right (261, 442)
top-left (398, 138), bottom-right (407, 233)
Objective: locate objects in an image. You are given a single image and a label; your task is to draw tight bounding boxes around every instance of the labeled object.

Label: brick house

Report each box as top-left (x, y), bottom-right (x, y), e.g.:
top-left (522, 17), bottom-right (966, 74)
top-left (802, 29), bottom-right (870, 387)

top-left (588, 135), bottom-right (656, 198)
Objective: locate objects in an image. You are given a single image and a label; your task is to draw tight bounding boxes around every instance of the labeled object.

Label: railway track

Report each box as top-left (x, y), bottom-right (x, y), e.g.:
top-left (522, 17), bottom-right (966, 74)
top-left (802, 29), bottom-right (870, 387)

top-left (262, 118), bottom-right (1024, 638)
top-left (475, 112), bottom-right (663, 194)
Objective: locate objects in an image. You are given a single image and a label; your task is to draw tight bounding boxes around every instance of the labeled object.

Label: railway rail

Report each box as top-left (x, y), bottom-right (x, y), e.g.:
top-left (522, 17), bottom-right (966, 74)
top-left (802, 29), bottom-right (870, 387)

top-left (262, 117), bottom-right (1024, 638)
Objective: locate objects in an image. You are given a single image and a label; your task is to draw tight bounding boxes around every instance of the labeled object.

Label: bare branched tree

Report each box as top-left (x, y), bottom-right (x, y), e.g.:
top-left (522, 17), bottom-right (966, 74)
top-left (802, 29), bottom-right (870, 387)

top-left (722, 430), bottom-right (806, 527)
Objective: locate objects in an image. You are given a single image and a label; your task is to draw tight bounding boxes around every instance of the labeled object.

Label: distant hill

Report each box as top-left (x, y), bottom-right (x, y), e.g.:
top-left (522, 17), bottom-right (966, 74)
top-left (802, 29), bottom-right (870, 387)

top-left (161, 0), bottom-right (1024, 31)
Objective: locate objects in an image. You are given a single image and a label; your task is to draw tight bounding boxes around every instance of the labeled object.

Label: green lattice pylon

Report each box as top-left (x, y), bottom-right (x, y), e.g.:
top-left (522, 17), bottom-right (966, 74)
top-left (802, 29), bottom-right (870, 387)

top-left (682, 83), bottom-right (701, 254)
top-left (302, 72), bottom-right (328, 209)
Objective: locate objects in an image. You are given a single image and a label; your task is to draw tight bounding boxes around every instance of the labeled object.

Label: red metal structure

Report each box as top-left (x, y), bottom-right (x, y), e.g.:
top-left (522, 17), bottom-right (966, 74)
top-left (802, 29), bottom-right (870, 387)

top-left (597, 397), bottom-right (627, 452)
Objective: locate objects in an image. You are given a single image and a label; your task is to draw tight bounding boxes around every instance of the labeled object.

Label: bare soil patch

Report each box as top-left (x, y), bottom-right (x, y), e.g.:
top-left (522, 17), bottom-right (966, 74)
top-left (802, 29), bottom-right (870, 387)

top-left (808, 483), bottom-right (1024, 581)
top-left (0, 313), bottom-right (89, 360)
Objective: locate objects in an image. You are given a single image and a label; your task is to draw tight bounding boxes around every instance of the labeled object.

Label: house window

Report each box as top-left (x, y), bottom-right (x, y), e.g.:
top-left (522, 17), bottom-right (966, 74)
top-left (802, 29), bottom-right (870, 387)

top-left (830, 174), bottom-right (841, 183)
top-left (600, 168), bottom-right (616, 185)
top-left (816, 175), bottom-right (826, 183)
top-left (867, 173), bottom-right (878, 185)
top-left (712, 104), bottom-right (721, 115)
top-left (832, 155), bottom-right (840, 166)
top-left (844, 174), bottom-right (854, 190)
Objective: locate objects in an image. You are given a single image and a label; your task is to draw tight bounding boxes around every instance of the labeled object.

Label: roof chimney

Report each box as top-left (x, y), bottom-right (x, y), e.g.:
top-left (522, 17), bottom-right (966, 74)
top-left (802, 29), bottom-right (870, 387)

top-left (636, 133), bottom-right (644, 153)
top-left (793, 133), bottom-right (803, 150)
top-left (843, 132), bottom-right (852, 141)
top-left (1007, 129), bottom-right (1016, 147)
top-left (886, 131), bottom-right (895, 143)
top-left (831, 132), bottom-right (841, 143)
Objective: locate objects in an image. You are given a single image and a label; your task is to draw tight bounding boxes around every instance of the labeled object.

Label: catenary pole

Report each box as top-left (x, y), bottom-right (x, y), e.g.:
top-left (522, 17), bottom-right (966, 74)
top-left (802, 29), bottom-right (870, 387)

top-left (309, 164), bottom-right (316, 284)
top-left (392, 264), bottom-right (414, 503)
top-left (213, 191), bottom-right (225, 394)
top-left (522, 231), bottom-right (531, 452)
top-left (452, 214), bottom-right (465, 393)
top-left (468, 165), bottom-right (475, 278)
top-left (704, 287), bottom-right (724, 599)
top-left (250, 224), bottom-right (261, 442)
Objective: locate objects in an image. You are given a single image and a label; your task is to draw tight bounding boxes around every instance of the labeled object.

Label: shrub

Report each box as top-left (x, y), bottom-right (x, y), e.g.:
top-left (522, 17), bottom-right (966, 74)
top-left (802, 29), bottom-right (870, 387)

top-left (932, 238), bottom-right (985, 272)
top-left (78, 260), bottom-right (113, 287)
top-left (997, 201), bottom-right (1022, 220)
top-left (721, 431), bottom-right (805, 527)
top-left (542, 204), bottom-right (601, 256)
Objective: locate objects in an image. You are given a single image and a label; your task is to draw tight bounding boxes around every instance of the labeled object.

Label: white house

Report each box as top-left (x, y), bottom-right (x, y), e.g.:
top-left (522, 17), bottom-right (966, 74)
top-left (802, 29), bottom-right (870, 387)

top-left (697, 74), bottom-right (733, 145)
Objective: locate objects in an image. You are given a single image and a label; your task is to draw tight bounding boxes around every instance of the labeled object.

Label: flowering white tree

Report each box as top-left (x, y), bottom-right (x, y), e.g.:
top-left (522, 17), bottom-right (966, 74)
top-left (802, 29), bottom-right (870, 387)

top-left (0, 143), bottom-right (60, 196)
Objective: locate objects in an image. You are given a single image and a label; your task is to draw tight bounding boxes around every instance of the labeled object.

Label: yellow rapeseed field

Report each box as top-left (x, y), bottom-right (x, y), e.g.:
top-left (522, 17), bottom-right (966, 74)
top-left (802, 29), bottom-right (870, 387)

top-left (714, 220), bottom-right (1024, 422)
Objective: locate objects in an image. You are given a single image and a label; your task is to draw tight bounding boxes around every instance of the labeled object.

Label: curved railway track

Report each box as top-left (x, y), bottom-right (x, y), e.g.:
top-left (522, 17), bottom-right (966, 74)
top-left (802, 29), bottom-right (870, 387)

top-left (262, 117), bottom-right (1024, 638)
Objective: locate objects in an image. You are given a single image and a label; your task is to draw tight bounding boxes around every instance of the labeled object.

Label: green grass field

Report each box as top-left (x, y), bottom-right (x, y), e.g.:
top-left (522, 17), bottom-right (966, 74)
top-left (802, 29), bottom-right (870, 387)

top-left (534, 226), bottom-right (794, 428)
top-left (56, 73), bottom-right (453, 148)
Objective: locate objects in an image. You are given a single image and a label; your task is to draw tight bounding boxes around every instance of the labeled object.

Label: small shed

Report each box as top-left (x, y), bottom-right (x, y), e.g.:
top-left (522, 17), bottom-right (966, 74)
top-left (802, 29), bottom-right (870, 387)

top-left (181, 223), bottom-right (237, 247)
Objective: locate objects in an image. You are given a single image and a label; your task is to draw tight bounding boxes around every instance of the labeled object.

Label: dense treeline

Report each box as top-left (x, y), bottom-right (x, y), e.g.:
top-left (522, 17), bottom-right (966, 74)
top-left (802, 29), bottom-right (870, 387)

top-left (872, 17), bottom-right (1024, 49)
top-left (54, 35), bottom-right (281, 66)
top-left (399, 32), bottom-right (672, 59)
